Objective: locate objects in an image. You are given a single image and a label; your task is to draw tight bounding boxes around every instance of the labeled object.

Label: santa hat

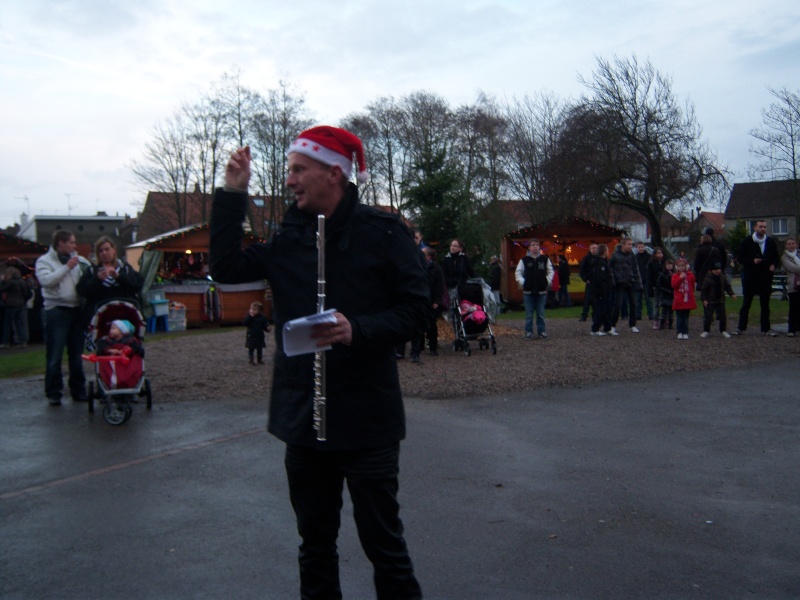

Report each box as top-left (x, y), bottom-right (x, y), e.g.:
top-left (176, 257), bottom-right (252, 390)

top-left (111, 319), bottom-right (134, 336)
top-left (287, 126), bottom-right (369, 183)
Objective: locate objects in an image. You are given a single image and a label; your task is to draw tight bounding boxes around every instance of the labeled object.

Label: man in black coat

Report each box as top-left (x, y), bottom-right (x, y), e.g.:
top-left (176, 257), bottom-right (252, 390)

top-left (578, 242), bottom-right (598, 321)
top-left (210, 126), bottom-right (427, 600)
top-left (733, 219), bottom-right (781, 336)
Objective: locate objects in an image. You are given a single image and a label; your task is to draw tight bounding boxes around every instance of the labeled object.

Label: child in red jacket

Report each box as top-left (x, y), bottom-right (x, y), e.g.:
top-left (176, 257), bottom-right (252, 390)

top-left (671, 258), bottom-right (696, 340)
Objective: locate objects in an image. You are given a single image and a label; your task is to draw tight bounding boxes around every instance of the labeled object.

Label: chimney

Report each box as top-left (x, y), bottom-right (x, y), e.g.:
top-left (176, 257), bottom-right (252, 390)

top-left (20, 212), bottom-right (28, 228)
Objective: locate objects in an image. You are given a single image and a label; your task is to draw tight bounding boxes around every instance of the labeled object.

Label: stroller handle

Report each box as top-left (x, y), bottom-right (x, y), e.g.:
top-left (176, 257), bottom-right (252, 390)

top-left (81, 354), bottom-right (131, 366)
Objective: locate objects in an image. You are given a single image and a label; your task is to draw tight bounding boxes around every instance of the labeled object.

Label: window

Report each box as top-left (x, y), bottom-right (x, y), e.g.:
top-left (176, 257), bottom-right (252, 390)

top-left (772, 218), bottom-right (788, 235)
top-left (98, 225), bottom-right (105, 232)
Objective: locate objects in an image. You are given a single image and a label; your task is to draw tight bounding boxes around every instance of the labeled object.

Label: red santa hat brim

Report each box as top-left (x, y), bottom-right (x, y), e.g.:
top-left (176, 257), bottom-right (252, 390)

top-left (287, 126), bottom-right (369, 183)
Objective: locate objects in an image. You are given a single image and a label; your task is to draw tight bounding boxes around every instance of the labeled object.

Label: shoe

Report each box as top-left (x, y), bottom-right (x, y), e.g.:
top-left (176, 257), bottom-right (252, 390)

top-left (524, 333), bottom-right (533, 340)
top-left (630, 326), bottom-right (640, 333)
top-left (579, 316), bottom-right (587, 322)
top-left (730, 329), bottom-right (742, 336)
top-left (538, 332), bottom-right (548, 339)
top-left (787, 332), bottom-right (796, 337)
top-left (410, 354), bottom-right (420, 364)
top-left (676, 333), bottom-right (683, 340)
top-left (608, 329), bottom-right (619, 336)
top-left (249, 358), bottom-right (255, 365)
top-left (764, 330), bottom-right (778, 337)
top-left (72, 391), bottom-right (88, 402)
top-left (594, 331), bottom-right (606, 337)
top-left (722, 331), bottom-right (731, 338)
top-left (700, 332), bottom-right (710, 338)
top-left (652, 322), bottom-right (659, 330)
top-left (48, 396), bottom-right (62, 406)
top-left (684, 334), bottom-right (690, 340)
top-left (257, 359), bottom-right (265, 365)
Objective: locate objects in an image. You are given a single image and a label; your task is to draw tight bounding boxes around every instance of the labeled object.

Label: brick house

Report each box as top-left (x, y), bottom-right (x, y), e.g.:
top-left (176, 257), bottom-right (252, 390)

top-left (724, 179), bottom-right (799, 238)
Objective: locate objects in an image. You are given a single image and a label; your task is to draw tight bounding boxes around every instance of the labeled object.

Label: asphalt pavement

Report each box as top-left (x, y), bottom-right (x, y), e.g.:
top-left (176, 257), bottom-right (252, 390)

top-left (1, 358), bottom-right (799, 600)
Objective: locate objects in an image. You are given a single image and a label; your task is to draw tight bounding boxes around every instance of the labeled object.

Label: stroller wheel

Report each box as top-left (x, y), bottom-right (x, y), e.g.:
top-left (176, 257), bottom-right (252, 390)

top-left (87, 382), bottom-right (95, 414)
top-left (463, 343), bottom-right (471, 357)
top-left (103, 402), bottom-right (129, 426)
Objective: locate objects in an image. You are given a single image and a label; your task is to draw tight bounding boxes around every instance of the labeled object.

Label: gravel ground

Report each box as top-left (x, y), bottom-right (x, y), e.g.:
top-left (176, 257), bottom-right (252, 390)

top-left (145, 315), bottom-right (800, 402)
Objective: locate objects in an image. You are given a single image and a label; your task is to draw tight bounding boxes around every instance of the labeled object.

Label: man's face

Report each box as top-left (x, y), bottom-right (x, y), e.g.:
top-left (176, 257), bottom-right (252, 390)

top-left (622, 240), bottom-right (633, 253)
top-left (56, 235), bottom-right (76, 255)
top-left (286, 153), bottom-right (340, 216)
top-left (636, 243), bottom-right (645, 253)
top-left (589, 244), bottom-right (598, 255)
top-left (754, 221), bottom-right (767, 236)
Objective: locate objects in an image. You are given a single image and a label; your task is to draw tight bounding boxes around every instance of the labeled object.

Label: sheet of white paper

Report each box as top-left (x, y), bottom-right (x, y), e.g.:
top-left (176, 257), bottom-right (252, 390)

top-left (282, 308), bottom-right (338, 357)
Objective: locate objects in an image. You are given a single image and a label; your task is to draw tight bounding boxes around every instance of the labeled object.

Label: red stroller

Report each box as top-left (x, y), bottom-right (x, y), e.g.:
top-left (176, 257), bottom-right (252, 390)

top-left (82, 300), bottom-right (153, 425)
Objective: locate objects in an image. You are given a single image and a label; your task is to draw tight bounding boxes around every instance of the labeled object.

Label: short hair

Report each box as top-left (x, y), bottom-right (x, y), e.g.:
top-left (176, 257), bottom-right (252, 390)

top-left (528, 238), bottom-right (540, 246)
top-left (700, 234), bottom-right (711, 244)
top-left (596, 243), bottom-right (608, 257)
top-left (52, 230), bottom-right (74, 247)
top-left (664, 258), bottom-right (675, 266)
top-left (250, 301), bottom-right (263, 313)
top-left (94, 235), bottom-right (117, 258)
top-left (635, 240), bottom-right (644, 246)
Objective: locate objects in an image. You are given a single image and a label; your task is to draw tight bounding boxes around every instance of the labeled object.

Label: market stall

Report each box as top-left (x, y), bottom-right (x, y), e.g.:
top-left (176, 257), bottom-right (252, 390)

top-left (126, 224), bottom-right (271, 327)
top-left (501, 218), bottom-right (627, 306)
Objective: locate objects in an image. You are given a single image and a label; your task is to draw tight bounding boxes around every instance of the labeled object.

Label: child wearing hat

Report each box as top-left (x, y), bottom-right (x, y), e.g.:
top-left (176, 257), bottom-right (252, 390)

top-left (96, 319), bottom-right (143, 358)
top-left (700, 262), bottom-right (737, 338)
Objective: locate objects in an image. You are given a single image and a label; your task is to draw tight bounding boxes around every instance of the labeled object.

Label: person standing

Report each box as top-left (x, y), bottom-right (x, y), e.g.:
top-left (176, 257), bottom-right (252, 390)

top-left (210, 126), bottom-right (426, 600)
top-left (35, 231), bottom-right (91, 405)
top-left (515, 238), bottom-right (553, 339)
top-left (420, 247), bottom-right (445, 357)
top-left (442, 239), bottom-right (474, 291)
top-left (589, 244), bottom-right (613, 335)
top-left (732, 220), bottom-right (780, 336)
top-left (634, 241), bottom-right (651, 320)
top-left (646, 247), bottom-right (665, 329)
top-left (700, 262), bottom-right (736, 338)
top-left (578, 243), bottom-right (598, 322)
top-left (693, 233), bottom-right (721, 292)
top-left (609, 239), bottom-right (642, 334)
top-left (243, 301), bottom-right (270, 365)
top-left (77, 236), bottom-right (144, 318)
top-left (671, 258), bottom-right (697, 340)
top-left (0, 266), bottom-right (32, 348)
top-left (780, 237), bottom-right (800, 337)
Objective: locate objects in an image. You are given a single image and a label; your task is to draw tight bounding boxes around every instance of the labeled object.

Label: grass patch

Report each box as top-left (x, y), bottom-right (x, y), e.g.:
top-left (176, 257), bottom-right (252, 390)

top-left (0, 347), bottom-right (46, 379)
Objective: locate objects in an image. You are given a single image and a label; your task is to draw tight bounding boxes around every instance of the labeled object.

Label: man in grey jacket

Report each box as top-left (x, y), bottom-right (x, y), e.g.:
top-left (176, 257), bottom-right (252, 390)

top-left (35, 230), bottom-right (90, 405)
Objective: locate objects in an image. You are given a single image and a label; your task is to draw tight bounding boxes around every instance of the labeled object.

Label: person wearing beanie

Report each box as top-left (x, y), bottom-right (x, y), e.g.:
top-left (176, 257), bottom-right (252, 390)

top-left (210, 126), bottom-right (427, 599)
top-left (96, 319), bottom-right (142, 358)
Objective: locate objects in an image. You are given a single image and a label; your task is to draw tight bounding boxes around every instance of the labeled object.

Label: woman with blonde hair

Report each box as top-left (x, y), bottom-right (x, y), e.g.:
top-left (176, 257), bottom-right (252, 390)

top-left (77, 236), bottom-right (143, 319)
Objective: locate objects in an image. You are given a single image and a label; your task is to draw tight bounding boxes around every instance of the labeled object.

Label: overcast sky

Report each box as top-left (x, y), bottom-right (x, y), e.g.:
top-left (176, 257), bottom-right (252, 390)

top-left (2, 0), bottom-right (799, 229)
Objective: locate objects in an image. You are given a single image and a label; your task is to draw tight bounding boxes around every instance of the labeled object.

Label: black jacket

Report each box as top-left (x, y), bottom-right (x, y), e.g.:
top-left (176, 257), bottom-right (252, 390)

top-left (738, 234), bottom-right (780, 286)
top-left (591, 257), bottom-right (612, 299)
top-left (77, 260), bottom-right (144, 315)
top-left (609, 247), bottom-right (643, 290)
top-left (210, 183), bottom-right (429, 451)
top-left (578, 252), bottom-right (595, 283)
top-left (442, 252), bottom-right (474, 289)
top-left (244, 313), bottom-right (270, 349)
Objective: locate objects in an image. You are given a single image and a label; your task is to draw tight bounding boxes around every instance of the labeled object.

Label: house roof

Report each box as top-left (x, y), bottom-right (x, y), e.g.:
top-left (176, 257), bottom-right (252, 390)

top-left (127, 223), bottom-right (265, 251)
top-left (725, 179), bottom-right (799, 219)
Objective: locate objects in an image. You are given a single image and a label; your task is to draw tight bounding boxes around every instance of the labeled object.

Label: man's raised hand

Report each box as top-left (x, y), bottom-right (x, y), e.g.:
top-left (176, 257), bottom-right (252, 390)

top-left (226, 146), bottom-right (252, 191)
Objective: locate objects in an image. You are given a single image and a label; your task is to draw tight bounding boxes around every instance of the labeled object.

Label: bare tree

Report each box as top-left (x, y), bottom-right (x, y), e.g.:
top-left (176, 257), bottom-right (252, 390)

top-left (563, 55), bottom-right (725, 249)
top-left (502, 92), bottom-right (568, 223)
top-left (749, 86), bottom-right (800, 235)
top-left (183, 94), bottom-right (227, 223)
top-left (129, 111), bottom-right (195, 231)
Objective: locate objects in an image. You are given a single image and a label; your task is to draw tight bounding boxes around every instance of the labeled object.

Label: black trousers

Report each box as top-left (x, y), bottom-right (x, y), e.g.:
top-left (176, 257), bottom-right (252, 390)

top-left (285, 443), bottom-right (422, 600)
top-left (738, 276), bottom-right (772, 332)
top-left (703, 302), bottom-right (727, 332)
top-left (611, 285), bottom-right (637, 327)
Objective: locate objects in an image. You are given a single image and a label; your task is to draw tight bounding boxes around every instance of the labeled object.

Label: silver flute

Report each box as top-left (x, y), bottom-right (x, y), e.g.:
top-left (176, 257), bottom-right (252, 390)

top-left (313, 214), bottom-right (327, 441)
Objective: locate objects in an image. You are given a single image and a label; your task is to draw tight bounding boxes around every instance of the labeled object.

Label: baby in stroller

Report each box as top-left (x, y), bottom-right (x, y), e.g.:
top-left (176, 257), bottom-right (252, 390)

top-left (83, 301), bottom-right (152, 425)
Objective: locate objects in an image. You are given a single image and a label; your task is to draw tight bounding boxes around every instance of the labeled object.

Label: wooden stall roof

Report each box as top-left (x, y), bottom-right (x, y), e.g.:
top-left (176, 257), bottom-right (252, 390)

top-left (504, 216), bottom-right (627, 242)
top-left (1, 231), bottom-right (49, 265)
top-left (128, 223), bottom-right (264, 252)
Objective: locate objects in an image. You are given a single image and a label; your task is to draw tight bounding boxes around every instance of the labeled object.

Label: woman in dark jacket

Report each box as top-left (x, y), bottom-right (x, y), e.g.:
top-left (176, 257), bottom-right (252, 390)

top-left (442, 239), bottom-right (475, 290)
top-left (77, 236), bottom-right (144, 320)
top-left (0, 266), bottom-right (32, 347)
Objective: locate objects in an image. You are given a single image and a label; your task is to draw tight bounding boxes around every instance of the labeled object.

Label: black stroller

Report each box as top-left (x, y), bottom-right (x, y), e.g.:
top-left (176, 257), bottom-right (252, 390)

top-left (450, 278), bottom-right (498, 357)
top-left (82, 300), bottom-right (153, 425)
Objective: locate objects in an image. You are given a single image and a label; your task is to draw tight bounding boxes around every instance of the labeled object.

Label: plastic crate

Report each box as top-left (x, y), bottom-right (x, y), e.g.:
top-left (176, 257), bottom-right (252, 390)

top-left (168, 318), bottom-right (187, 332)
top-left (151, 300), bottom-right (169, 317)
top-left (169, 303), bottom-right (186, 320)
top-left (145, 289), bottom-right (166, 303)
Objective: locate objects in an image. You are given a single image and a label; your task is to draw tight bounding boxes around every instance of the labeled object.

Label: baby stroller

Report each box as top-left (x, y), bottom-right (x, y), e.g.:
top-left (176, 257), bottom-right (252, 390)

top-left (450, 278), bottom-right (498, 357)
top-left (82, 300), bottom-right (153, 425)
